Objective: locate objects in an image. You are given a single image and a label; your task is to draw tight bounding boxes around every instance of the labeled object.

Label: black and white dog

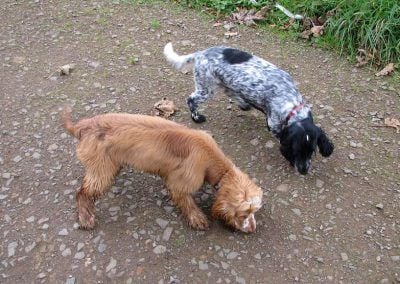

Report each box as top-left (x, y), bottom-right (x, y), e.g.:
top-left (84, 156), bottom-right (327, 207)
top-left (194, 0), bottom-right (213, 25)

top-left (164, 43), bottom-right (334, 175)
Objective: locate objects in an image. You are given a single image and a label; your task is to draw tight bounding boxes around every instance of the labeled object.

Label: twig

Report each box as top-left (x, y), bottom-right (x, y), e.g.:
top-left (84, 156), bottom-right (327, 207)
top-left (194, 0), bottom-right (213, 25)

top-left (274, 3), bottom-right (304, 20)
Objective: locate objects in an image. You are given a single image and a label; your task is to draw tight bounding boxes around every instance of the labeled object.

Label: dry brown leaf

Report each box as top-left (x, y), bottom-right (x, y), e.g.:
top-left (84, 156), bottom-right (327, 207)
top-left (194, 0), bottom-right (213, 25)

top-left (60, 64), bottom-right (75, 76)
top-left (375, 63), bottom-right (394, 77)
top-left (300, 30), bottom-right (312, 39)
top-left (355, 49), bottom-right (374, 67)
top-left (153, 98), bottom-right (178, 118)
top-left (311, 25), bottom-right (324, 37)
top-left (384, 117), bottom-right (400, 133)
top-left (231, 6), bottom-right (268, 26)
top-left (213, 22), bottom-right (222, 27)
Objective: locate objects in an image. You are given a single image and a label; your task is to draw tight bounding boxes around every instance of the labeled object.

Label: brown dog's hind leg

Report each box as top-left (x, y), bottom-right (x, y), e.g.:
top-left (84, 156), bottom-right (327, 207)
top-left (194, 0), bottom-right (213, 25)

top-left (76, 163), bottom-right (119, 230)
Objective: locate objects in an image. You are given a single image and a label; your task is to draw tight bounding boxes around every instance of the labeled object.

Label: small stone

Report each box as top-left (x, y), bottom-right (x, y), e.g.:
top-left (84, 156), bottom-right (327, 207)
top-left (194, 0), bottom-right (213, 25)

top-left (26, 216), bottom-right (35, 223)
top-left (254, 253), bottom-right (261, 260)
top-left (13, 155), bottom-right (22, 163)
top-left (340, 252), bottom-right (348, 261)
top-left (316, 179), bottom-right (324, 188)
top-left (276, 184), bottom-right (289, 193)
top-left (126, 217), bottom-right (135, 223)
top-left (109, 206), bottom-right (120, 212)
top-left (32, 152), bottom-right (41, 159)
top-left (375, 203), bottom-right (384, 210)
top-left (349, 141), bottom-right (357, 148)
top-left (156, 218), bottom-right (169, 229)
top-left (198, 261), bottom-right (208, 270)
top-left (316, 257), bottom-right (324, 263)
top-left (74, 251), bottom-right (85, 259)
top-left (47, 144), bottom-right (58, 151)
top-left (220, 261), bottom-right (229, 270)
top-left (65, 277), bottom-right (76, 284)
top-left (288, 234), bottom-right (297, 241)
top-left (38, 217), bottom-right (49, 224)
top-left (98, 243), bottom-right (107, 253)
top-left (106, 257), bottom-right (117, 272)
top-left (226, 251), bottom-right (239, 260)
top-left (62, 248), bottom-right (72, 257)
top-left (348, 153), bottom-right (355, 160)
top-left (153, 245), bottom-right (167, 254)
top-left (77, 243), bottom-right (84, 251)
top-left (25, 242), bottom-right (36, 253)
top-left (391, 255), bottom-right (400, 262)
top-left (250, 138), bottom-right (259, 146)
top-left (41, 224), bottom-right (49, 230)
top-left (2, 173), bottom-right (11, 179)
top-left (291, 208), bottom-right (301, 216)
top-left (162, 227), bottom-right (173, 242)
top-left (58, 228), bottom-right (69, 236)
top-left (265, 140), bottom-right (274, 148)
top-left (37, 272), bottom-right (46, 279)
top-left (8, 241), bottom-right (18, 257)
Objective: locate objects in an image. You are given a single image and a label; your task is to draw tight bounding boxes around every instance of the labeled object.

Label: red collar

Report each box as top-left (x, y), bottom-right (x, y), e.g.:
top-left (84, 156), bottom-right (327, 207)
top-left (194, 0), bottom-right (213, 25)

top-left (285, 103), bottom-right (304, 125)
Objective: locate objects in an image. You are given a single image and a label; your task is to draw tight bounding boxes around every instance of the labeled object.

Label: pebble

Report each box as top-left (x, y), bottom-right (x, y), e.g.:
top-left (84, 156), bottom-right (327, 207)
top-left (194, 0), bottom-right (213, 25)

top-left (38, 217), bottom-right (49, 224)
top-left (348, 153), bottom-right (355, 160)
top-left (265, 140), bottom-right (274, 148)
top-left (316, 179), bottom-right (324, 188)
top-left (162, 227), bottom-right (173, 242)
top-left (58, 228), bottom-right (69, 236)
top-left (98, 243), bottom-right (107, 253)
top-left (74, 252), bottom-right (85, 260)
top-left (156, 218), bottom-right (169, 229)
top-left (220, 261), bottom-right (229, 270)
top-left (198, 261), bottom-right (208, 270)
top-left (391, 256), bottom-right (400, 262)
top-left (289, 234), bottom-right (297, 241)
top-left (106, 257), bottom-right (117, 272)
top-left (254, 253), bottom-right (261, 260)
top-left (375, 203), bottom-right (384, 210)
top-left (250, 138), bottom-right (260, 146)
top-left (77, 243), bottom-right (84, 251)
top-left (62, 248), bottom-right (72, 257)
top-left (226, 251), bottom-right (239, 260)
top-left (291, 208), bottom-right (302, 216)
top-left (26, 216), bottom-right (35, 223)
top-left (153, 245), bottom-right (167, 254)
top-left (47, 144), bottom-right (58, 151)
top-left (13, 155), bottom-right (22, 163)
top-left (37, 272), bottom-right (46, 279)
top-left (2, 172), bottom-right (11, 179)
top-left (340, 253), bottom-right (349, 261)
top-left (276, 184), bottom-right (289, 193)
top-left (25, 242), bottom-right (36, 253)
top-left (8, 241), bottom-right (18, 257)
top-left (65, 277), bottom-right (76, 284)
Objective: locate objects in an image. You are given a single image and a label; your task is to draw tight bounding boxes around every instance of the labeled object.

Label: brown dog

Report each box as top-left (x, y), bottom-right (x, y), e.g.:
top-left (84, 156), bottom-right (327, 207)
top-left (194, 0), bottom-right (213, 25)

top-left (61, 108), bottom-right (263, 233)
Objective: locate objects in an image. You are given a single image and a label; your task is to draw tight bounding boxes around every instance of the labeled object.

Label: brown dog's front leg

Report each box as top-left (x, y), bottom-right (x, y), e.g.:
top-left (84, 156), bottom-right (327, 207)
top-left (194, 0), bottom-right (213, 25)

top-left (76, 184), bottom-right (96, 229)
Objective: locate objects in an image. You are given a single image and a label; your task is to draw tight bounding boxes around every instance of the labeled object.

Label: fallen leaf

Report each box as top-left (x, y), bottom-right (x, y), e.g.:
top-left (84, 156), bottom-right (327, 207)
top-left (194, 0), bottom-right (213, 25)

top-left (375, 63), bottom-right (394, 76)
top-left (300, 30), bottom-right (312, 39)
top-left (384, 117), bottom-right (400, 133)
top-left (213, 22), bottom-right (222, 27)
top-left (355, 49), bottom-right (374, 67)
top-left (231, 6), bottom-right (269, 26)
top-left (59, 64), bottom-right (75, 76)
top-left (153, 98), bottom-right (178, 118)
top-left (311, 25), bottom-right (324, 37)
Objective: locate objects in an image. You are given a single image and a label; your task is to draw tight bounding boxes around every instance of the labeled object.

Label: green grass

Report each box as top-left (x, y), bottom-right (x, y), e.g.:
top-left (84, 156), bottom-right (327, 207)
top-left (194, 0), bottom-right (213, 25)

top-left (175, 0), bottom-right (400, 66)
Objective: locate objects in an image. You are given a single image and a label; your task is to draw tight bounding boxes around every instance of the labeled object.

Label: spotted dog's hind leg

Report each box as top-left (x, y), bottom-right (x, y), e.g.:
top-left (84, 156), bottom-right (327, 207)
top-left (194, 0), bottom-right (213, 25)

top-left (224, 89), bottom-right (252, 111)
top-left (187, 69), bottom-right (218, 123)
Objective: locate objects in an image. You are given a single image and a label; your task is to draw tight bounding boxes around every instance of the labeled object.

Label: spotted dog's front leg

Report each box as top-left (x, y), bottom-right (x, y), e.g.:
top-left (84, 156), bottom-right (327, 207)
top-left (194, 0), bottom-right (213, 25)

top-left (187, 94), bottom-right (207, 123)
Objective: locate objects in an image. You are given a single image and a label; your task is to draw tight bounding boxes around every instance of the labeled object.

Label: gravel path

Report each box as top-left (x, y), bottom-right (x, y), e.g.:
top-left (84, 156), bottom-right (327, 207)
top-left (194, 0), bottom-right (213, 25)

top-left (1, 1), bottom-right (399, 283)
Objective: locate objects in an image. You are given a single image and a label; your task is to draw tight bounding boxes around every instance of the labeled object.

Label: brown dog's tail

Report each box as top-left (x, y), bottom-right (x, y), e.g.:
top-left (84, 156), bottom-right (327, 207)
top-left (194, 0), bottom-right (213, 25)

top-left (60, 106), bottom-right (77, 138)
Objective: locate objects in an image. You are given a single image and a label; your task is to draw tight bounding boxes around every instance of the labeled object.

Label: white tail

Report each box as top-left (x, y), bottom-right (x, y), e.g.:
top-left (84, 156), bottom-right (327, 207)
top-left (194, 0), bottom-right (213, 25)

top-left (163, 42), bottom-right (195, 72)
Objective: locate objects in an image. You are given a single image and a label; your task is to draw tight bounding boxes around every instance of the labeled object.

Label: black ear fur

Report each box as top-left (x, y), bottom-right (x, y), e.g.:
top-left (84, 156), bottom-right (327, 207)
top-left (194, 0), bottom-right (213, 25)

top-left (317, 128), bottom-right (334, 157)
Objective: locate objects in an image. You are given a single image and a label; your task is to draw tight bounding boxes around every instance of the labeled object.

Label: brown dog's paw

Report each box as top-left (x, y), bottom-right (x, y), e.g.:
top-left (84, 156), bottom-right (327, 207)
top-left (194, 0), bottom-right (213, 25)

top-left (77, 211), bottom-right (95, 230)
top-left (188, 213), bottom-right (209, 230)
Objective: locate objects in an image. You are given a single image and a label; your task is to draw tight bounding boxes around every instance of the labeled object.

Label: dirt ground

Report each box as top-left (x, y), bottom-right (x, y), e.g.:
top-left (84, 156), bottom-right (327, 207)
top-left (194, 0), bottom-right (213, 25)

top-left (1, 1), bottom-right (399, 283)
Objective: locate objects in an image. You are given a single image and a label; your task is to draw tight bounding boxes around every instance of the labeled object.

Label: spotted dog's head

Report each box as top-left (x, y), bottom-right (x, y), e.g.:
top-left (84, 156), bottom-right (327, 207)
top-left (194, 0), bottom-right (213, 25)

top-left (212, 167), bottom-right (263, 233)
top-left (279, 112), bottom-right (334, 175)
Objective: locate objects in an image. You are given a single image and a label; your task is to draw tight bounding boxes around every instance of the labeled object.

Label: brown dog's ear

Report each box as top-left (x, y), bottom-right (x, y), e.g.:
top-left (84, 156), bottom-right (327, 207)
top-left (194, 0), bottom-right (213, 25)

top-left (211, 197), bottom-right (232, 221)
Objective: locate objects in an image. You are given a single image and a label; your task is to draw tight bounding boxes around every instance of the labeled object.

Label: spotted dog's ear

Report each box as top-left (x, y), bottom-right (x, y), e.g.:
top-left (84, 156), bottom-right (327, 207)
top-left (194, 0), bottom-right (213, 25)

top-left (317, 128), bottom-right (334, 157)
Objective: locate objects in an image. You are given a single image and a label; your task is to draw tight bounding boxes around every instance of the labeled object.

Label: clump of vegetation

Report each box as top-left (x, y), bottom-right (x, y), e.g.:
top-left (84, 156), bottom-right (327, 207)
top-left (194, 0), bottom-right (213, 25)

top-left (178, 0), bottom-right (400, 66)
